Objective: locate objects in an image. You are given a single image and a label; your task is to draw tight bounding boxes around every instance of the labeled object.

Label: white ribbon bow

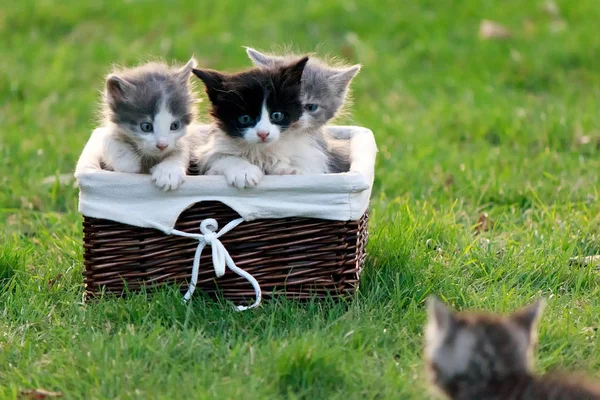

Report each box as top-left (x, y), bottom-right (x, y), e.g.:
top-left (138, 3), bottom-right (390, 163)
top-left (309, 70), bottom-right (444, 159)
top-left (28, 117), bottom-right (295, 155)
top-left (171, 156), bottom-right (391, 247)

top-left (171, 218), bottom-right (261, 311)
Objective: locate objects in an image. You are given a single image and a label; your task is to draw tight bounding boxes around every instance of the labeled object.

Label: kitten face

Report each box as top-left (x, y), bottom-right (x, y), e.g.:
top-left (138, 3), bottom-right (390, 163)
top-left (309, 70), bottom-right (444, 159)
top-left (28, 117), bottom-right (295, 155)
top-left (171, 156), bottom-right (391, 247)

top-left (192, 57), bottom-right (308, 144)
top-left (424, 298), bottom-right (544, 386)
top-left (245, 48), bottom-right (360, 130)
top-left (104, 58), bottom-right (197, 156)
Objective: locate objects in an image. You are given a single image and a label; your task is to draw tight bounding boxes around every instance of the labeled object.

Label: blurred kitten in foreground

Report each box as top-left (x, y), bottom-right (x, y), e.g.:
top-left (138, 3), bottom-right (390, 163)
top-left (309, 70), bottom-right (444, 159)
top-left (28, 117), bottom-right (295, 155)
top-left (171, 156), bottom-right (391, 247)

top-left (425, 297), bottom-right (600, 400)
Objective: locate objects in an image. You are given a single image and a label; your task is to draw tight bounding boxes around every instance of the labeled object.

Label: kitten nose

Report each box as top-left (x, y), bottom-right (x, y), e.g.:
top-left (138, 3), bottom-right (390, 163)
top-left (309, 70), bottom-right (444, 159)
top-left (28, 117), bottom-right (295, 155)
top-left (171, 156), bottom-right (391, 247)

top-left (257, 131), bottom-right (270, 141)
top-left (156, 143), bottom-right (168, 151)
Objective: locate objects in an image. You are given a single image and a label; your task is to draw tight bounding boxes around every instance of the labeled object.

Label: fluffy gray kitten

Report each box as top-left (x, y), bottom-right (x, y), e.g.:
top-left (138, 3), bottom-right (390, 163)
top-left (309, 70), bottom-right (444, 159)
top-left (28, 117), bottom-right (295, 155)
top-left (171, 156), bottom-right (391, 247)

top-left (245, 48), bottom-right (360, 173)
top-left (425, 297), bottom-right (600, 400)
top-left (101, 58), bottom-right (197, 190)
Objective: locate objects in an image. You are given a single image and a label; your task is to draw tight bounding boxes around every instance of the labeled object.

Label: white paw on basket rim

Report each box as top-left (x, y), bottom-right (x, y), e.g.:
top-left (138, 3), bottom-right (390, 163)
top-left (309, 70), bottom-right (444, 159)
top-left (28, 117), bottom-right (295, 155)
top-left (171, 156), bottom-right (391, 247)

top-left (171, 217), bottom-right (261, 311)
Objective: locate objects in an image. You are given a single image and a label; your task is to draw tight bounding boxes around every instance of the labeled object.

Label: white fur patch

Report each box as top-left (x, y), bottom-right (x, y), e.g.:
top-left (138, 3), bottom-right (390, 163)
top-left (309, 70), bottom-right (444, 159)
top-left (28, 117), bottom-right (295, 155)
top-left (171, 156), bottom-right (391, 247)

top-left (150, 158), bottom-right (186, 191)
top-left (242, 100), bottom-right (281, 144)
top-left (153, 101), bottom-right (178, 151)
top-left (206, 156), bottom-right (264, 189)
top-left (198, 128), bottom-right (328, 172)
top-left (194, 123), bottom-right (331, 188)
top-left (102, 129), bottom-right (143, 173)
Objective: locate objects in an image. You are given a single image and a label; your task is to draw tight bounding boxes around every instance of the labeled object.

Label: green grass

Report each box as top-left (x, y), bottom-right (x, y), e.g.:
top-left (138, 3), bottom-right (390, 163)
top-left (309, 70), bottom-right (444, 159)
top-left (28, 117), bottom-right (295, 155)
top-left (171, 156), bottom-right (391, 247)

top-left (2, 0), bottom-right (600, 398)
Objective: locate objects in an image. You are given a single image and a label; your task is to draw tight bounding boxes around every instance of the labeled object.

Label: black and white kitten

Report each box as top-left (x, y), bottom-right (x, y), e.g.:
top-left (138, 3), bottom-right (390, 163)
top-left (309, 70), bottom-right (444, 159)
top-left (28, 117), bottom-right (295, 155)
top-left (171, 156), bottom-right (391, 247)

top-left (245, 48), bottom-right (361, 173)
top-left (101, 58), bottom-right (197, 190)
top-left (192, 57), bottom-right (313, 188)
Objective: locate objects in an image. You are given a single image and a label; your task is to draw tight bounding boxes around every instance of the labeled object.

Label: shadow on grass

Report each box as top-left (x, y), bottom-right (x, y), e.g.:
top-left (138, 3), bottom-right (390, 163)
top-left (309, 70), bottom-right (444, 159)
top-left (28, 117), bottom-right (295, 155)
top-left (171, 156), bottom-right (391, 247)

top-left (276, 343), bottom-right (346, 399)
top-left (84, 284), bottom-right (354, 340)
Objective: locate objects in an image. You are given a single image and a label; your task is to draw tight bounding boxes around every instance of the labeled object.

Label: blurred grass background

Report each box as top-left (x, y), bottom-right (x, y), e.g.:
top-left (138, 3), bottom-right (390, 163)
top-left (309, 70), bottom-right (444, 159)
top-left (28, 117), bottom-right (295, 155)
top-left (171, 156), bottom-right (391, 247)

top-left (1, 0), bottom-right (600, 398)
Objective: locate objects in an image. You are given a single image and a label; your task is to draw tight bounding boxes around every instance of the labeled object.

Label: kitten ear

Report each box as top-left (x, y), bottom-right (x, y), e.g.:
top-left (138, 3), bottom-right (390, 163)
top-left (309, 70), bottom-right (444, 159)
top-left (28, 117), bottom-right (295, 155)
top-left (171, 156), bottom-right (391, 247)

top-left (281, 56), bottom-right (309, 85)
top-left (329, 65), bottom-right (361, 94)
top-left (245, 47), bottom-right (278, 68)
top-left (192, 68), bottom-right (224, 89)
top-left (427, 296), bottom-right (454, 331)
top-left (105, 74), bottom-right (134, 104)
top-left (183, 57), bottom-right (198, 70)
top-left (192, 68), bottom-right (225, 102)
top-left (512, 299), bottom-right (545, 334)
top-left (175, 57), bottom-right (198, 84)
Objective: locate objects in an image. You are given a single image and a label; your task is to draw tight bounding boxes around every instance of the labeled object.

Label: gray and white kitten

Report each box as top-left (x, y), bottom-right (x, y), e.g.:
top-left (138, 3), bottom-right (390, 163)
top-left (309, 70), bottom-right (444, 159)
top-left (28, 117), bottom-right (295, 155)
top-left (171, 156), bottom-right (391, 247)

top-left (101, 58), bottom-right (197, 190)
top-left (245, 48), bottom-right (361, 173)
top-left (425, 297), bottom-right (600, 400)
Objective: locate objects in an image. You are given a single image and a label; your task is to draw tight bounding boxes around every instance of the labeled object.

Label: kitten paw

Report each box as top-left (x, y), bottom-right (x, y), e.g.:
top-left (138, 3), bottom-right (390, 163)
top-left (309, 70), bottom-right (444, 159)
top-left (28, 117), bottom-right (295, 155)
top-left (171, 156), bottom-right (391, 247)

top-left (224, 165), bottom-right (264, 189)
top-left (151, 162), bottom-right (186, 191)
top-left (271, 164), bottom-right (300, 175)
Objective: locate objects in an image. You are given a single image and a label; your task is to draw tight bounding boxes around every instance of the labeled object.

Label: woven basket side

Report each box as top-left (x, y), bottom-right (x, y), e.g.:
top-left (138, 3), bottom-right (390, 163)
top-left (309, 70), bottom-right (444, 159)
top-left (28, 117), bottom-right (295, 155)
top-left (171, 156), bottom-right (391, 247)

top-left (83, 201), bottom-right (368, 301)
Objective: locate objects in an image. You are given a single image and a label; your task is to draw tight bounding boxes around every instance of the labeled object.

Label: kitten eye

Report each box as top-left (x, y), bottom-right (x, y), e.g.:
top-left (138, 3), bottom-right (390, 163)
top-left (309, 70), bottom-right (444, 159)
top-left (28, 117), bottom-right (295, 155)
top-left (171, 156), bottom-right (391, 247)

top-left (238, 115), bottom-right (253, 125)
top-left (140, 122), bottom-right (153, 132)
top-left (305, 104), bottom-right (319, 112)
top-left (170, 122), bottom-right (180, 131)
top-left (271, 112), bottom-right (284, 122)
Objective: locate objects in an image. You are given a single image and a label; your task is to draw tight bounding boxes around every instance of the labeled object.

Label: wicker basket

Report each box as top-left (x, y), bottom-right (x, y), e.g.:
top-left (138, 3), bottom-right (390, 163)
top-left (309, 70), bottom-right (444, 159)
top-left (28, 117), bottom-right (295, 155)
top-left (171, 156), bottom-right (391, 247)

top-left (77, 125), bottom-right (375, 305)
top-left (83, 201), bottom-right (369, 301)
